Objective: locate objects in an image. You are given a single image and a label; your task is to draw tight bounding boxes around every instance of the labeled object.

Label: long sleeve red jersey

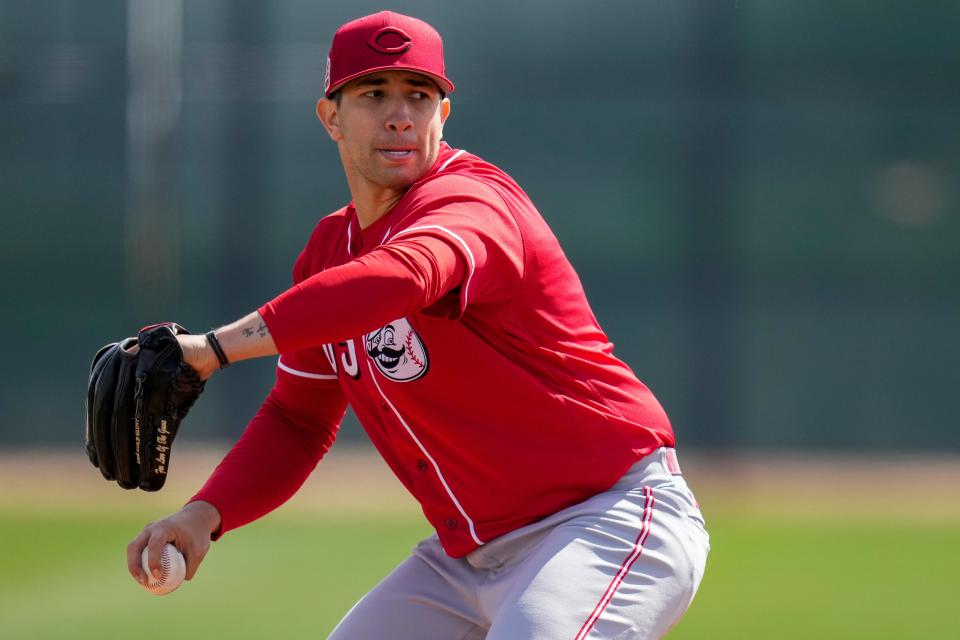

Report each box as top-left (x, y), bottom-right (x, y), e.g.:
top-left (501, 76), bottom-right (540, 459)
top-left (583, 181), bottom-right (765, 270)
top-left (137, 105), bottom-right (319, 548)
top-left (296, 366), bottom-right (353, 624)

top-left (192, 143), bottom-right (674, 557)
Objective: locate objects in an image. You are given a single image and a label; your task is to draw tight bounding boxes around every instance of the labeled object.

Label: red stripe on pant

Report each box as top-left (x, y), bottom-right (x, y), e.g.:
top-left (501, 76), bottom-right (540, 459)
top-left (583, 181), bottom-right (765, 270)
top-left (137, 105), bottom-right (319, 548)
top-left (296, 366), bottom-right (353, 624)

top-left (574, 486), bottom-right (655, 640)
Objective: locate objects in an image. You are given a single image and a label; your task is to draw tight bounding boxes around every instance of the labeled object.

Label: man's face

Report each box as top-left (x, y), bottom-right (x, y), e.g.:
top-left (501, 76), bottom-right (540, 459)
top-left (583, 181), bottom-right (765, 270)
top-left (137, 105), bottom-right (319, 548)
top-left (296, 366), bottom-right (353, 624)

top-left (320, 70), bottom-right (450, 193)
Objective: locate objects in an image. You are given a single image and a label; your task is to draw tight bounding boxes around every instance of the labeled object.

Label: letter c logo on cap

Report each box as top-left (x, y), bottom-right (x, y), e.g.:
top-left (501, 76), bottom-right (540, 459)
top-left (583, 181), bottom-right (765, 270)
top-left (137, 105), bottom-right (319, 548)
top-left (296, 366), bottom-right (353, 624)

top-left (367, 26), bottom-right (412, 54)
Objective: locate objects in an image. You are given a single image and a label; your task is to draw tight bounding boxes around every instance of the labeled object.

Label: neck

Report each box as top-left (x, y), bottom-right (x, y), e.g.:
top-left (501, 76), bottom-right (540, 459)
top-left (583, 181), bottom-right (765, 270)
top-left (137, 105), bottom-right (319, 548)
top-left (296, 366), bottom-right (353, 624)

top-left (339, 157), bottom-right (410, 229)
top-left (351, 184), bottom-right (407, 229)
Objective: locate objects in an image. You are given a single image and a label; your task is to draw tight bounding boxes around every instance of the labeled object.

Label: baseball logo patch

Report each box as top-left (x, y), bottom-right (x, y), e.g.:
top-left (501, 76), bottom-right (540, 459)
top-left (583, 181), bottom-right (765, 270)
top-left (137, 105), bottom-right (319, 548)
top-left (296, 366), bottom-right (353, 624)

top-left (365, 318), bottom-right (428, 382)
top-left (366, 26), bottom-right (413, 54)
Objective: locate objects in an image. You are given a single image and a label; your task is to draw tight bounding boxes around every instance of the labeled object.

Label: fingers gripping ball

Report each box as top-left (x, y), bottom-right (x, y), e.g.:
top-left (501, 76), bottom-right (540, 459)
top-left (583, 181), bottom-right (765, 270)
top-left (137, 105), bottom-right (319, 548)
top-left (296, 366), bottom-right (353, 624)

top-left (141, 544), bottom-right (187, 595)
top-left (84, 323), bottom-right (206, 491)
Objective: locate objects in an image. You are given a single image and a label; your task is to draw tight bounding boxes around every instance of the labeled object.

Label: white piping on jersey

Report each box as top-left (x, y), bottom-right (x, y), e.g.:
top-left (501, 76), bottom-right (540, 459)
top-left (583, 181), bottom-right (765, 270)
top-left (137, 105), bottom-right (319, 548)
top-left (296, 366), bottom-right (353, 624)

top-left (389, 225), bottom-right (476, 309)
top-left (380, 225), bottom-right (392, 244)
top-left (276, 356), bottom-right (338, 380)
top-left (346, 223), bottom-right (353, 256)
top-left (438, 149), bottom-right (466, 173)
top-left (365, 359), bottom-right (484, 547)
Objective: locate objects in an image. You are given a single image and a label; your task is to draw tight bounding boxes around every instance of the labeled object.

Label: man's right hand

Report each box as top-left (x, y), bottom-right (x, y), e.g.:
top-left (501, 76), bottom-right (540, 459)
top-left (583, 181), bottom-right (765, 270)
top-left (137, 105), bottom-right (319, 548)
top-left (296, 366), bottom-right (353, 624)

top-left (127, 500), bottom-right (222, 585)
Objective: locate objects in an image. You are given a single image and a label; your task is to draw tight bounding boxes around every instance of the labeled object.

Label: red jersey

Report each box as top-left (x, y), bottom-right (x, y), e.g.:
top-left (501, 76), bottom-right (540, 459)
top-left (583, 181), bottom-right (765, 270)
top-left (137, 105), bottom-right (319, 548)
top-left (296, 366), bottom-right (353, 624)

top-left (193, 143), bottom-right (674, 557)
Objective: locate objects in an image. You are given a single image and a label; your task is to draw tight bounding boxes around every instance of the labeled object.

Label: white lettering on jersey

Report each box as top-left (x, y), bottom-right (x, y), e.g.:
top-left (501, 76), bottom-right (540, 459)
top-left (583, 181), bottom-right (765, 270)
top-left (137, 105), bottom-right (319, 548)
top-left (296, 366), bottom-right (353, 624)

top-left (340, 339), bottom-right (360, 379)
top-left (321, 343), bottom-right (337, 372)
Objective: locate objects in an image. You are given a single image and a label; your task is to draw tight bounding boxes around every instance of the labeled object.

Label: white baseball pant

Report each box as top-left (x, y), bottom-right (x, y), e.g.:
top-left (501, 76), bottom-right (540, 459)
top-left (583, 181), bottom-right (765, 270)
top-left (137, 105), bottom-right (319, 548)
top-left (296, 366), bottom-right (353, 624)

top-left (328, 447), bottom-right (709, 639)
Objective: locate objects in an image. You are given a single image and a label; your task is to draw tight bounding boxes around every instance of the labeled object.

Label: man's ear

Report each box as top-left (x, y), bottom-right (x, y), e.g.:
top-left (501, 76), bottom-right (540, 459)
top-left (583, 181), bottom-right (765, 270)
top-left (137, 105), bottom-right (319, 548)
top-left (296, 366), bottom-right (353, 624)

top-left (440, 97), bottom-right (451, 127)
top-left (437, 97), bottom-right (451, 137)
top-left (316, 98), bottom-right (342, 142)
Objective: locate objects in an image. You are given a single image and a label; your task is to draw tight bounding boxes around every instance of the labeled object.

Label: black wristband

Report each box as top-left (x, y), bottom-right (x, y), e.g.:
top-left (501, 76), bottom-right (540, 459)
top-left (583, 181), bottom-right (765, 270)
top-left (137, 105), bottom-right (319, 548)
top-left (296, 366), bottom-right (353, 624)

top-left (205, 330), bottom-right (230, 369)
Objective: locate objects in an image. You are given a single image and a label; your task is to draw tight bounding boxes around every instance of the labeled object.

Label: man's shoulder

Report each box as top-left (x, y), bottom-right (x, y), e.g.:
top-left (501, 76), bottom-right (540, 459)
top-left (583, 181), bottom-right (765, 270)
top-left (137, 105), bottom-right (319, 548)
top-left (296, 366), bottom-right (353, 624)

top-left (306, 205), bottom-right (351, 239)
top-left (409, 150), bottom-right (516, 208)
top-left (319, 204), bottom-right (352, 225)
top-left (413, 171), bottom-right (502, 203)
top-left (425, 148), bottom-right (535, 208)
top-left (295, 205), bottom-right (351, 270)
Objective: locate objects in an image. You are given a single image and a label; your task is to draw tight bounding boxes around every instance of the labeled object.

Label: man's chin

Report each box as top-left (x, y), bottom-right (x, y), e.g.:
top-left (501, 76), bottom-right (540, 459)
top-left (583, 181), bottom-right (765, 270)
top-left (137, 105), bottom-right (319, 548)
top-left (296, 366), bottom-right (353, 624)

top-left (375, 166), bottom-right (427, 191)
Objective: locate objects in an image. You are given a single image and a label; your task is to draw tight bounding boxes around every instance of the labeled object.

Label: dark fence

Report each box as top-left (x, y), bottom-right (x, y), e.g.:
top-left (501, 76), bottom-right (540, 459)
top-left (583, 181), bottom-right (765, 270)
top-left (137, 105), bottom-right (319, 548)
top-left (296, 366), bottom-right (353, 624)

top-left (1, 1), bottom-right (957, 449)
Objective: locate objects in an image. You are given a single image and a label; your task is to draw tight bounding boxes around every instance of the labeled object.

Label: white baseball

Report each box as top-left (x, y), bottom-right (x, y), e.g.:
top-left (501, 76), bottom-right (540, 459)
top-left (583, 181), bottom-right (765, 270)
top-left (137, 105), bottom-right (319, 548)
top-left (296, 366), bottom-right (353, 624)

top-left (140, 543), bottom-right (186, 595)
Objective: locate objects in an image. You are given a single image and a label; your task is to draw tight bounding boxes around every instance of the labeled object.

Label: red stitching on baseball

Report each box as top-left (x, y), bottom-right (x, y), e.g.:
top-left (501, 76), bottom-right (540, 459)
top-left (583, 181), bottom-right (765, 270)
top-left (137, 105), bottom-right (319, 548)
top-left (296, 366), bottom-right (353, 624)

top-left (156, 554), bottom-right (171, 584)
top-left (405, 330), bottom-right (424, 369)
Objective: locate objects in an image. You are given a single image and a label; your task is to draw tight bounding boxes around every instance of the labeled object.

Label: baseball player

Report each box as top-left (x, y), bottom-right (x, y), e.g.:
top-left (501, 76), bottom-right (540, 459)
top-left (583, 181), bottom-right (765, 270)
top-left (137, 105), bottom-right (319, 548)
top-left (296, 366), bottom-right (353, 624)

top-left (127, 11), bottom-right (709, 639)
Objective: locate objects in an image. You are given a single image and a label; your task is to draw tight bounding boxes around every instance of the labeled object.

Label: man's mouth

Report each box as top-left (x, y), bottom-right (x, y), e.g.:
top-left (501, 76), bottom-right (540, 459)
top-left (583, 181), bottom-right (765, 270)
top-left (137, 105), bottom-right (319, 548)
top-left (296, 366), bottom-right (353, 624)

top-left (379, 148), bottom-right (415, 160)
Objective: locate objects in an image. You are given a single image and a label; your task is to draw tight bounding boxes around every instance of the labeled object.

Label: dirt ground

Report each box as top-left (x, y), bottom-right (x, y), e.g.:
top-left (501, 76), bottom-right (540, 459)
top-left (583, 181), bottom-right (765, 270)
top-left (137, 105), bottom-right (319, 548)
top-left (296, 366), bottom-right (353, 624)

top-left (679, 450), bottom-right (960, 520)
top-left (1, 445), bottom-right (958, 520)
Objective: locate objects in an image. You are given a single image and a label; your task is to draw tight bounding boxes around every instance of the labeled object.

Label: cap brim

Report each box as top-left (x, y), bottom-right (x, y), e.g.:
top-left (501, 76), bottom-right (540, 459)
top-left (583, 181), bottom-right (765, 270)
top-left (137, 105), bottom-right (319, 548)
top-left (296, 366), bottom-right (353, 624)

top-left (326, 66), bottom-right (454, 98)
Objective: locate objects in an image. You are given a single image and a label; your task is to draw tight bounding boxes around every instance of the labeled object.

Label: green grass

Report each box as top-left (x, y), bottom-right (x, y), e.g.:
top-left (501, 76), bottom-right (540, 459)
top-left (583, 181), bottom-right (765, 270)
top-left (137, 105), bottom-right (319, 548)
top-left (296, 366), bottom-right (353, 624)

top-left (673, 516), bottom-right (960, 638)
top-left (1, 509), bottom-right (958, 639)
top-left (0, 510), bottom-right (432, 639)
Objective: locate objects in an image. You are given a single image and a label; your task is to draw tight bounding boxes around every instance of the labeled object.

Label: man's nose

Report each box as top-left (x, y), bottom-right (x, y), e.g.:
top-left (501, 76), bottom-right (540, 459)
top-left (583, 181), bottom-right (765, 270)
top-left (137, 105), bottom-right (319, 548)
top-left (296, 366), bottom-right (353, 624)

top-left (385, 101), bottom-right (414, 133)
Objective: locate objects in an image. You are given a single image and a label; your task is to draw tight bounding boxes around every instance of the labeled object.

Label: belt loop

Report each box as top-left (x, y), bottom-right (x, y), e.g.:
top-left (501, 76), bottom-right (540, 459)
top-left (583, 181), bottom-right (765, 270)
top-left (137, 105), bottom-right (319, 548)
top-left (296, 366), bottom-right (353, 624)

top-left (662, 447), bottom-right (682, 475)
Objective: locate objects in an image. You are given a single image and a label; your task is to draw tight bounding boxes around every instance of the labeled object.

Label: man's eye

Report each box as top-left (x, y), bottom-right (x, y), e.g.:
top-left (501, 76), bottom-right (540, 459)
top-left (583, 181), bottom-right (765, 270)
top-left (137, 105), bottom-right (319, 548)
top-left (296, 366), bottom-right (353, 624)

top-left (411, 92), bottom-right (428, 100)
top-left (364, 90), bottom-right (383, 98)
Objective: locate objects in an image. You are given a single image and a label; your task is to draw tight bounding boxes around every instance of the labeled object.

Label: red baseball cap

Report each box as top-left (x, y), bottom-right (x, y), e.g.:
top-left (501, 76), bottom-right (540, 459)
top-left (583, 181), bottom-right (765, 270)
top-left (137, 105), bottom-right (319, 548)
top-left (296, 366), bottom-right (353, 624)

top-left (324, 11), bottom-right (455, 98)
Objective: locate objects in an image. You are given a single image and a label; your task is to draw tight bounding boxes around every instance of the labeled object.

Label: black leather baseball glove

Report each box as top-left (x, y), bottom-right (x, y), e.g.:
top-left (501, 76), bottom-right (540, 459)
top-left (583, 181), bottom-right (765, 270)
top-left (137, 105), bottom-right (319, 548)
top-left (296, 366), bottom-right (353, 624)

top-left (85, 323), bottom-right (205, 491)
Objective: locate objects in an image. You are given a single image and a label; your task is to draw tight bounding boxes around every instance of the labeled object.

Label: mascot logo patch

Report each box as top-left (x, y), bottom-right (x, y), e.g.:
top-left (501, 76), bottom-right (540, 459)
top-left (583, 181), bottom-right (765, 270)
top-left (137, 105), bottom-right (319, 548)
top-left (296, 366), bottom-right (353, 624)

top-left (366, 318), bottom-right (428, 382)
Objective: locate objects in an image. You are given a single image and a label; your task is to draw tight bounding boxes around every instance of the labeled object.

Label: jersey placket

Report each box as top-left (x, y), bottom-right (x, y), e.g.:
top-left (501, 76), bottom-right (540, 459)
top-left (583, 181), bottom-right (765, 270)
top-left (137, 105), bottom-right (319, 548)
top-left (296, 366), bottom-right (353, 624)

top-left (363, 357), bottom-right (484, 547)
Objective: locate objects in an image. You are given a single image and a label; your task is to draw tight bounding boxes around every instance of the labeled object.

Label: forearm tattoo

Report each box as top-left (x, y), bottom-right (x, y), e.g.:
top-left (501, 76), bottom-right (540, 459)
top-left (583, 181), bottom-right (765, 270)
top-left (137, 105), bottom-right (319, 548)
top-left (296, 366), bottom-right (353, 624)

top-left (242, 322), bottom-right (269, 339)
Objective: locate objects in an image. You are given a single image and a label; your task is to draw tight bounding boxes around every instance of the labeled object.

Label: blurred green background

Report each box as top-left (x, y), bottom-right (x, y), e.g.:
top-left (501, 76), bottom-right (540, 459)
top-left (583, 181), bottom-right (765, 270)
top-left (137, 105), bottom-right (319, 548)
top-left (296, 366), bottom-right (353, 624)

top-left (3, 0), bottom-right (957, 449)
top-left (1, 1), bottom-right (959, 638)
